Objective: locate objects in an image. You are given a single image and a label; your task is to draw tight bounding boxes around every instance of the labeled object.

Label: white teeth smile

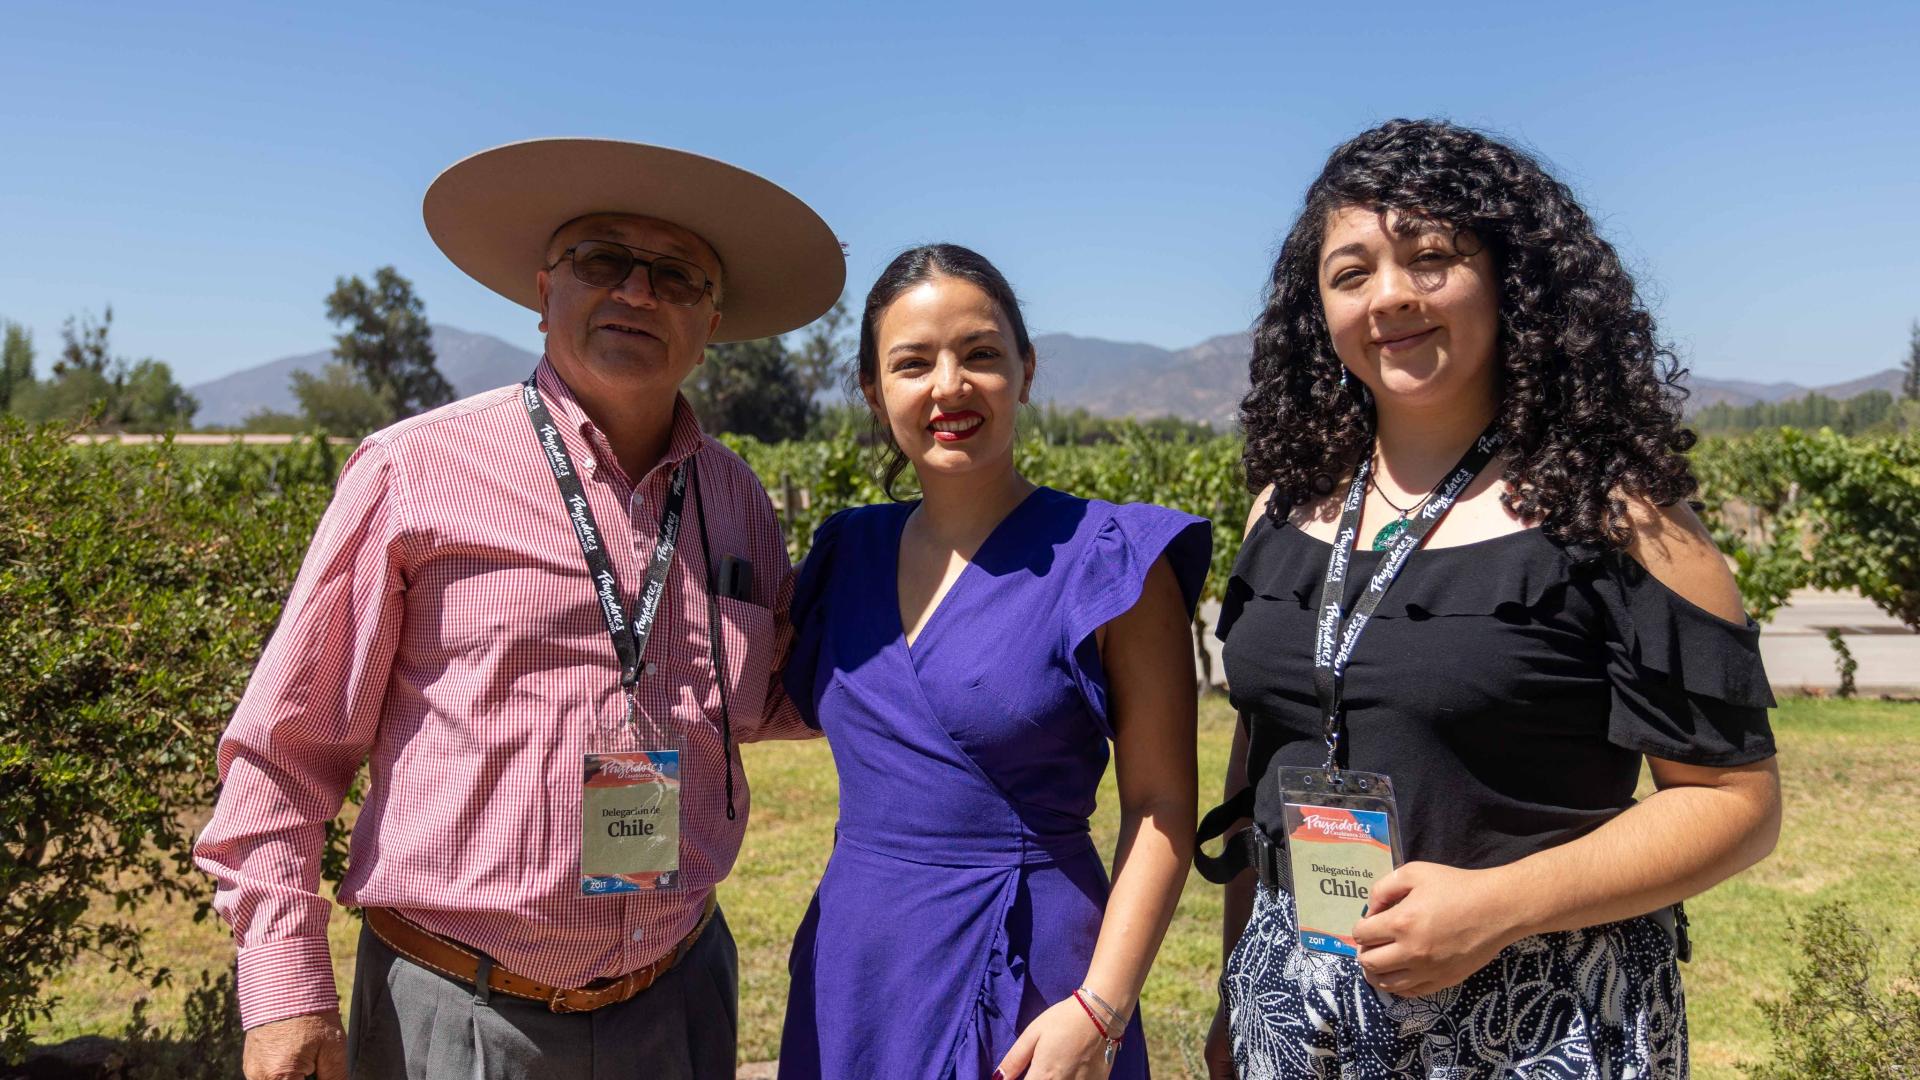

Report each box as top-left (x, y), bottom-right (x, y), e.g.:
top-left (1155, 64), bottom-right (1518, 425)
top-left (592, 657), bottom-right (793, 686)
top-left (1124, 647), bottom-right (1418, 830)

top-left (930, 417), bottom-right (983, 433)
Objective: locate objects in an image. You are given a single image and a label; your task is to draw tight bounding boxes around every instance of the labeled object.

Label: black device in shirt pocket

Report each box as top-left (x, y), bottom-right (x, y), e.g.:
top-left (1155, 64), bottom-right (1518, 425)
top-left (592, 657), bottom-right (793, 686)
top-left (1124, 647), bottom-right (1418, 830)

top-left (716, 554), bottom-right (753, 601)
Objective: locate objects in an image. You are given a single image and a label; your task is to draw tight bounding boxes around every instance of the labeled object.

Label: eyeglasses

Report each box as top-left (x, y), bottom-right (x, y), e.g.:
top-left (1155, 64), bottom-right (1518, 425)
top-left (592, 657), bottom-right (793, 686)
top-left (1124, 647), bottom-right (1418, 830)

top-left (547, 240), bottom-right (716, 307)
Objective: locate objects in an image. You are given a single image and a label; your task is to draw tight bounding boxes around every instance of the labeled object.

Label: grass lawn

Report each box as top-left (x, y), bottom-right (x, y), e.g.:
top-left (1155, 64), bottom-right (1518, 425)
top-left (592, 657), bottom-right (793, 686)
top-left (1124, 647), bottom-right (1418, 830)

top-left (34, 696), bottom-right (1920, 1079)
top-left (1663, 697), bottom-right (1920, 1077)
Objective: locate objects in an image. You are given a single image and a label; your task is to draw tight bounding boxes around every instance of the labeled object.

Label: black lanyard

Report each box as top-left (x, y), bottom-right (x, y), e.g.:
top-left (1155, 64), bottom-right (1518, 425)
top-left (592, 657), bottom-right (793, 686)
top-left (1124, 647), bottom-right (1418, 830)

top-left (522, 377), bottom-right (738, 818)
top-left (1311, 424), bottom-right (1504, 773)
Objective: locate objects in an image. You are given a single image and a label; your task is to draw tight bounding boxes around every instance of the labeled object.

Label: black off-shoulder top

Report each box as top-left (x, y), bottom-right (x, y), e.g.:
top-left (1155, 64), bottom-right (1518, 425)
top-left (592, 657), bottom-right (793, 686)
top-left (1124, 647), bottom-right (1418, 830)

top-left (1217, 514), bottom-right (1777, 871)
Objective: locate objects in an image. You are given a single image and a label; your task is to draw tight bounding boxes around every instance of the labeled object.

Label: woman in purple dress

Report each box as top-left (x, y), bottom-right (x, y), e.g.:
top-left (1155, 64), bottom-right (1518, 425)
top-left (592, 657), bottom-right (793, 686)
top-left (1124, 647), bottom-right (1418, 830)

top-left (778, 245), bottom-right (1212, 1080)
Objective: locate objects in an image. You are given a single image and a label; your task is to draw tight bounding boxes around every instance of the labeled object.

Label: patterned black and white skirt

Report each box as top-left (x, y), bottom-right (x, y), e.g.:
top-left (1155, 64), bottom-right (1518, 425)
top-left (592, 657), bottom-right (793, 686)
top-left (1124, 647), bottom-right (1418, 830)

top-left (1222, 883), bottom-right (1688, 1079)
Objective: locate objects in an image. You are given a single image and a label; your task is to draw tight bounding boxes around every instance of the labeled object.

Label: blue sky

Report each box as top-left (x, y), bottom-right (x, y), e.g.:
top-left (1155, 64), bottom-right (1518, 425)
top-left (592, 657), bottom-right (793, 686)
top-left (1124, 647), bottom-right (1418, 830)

top-left (2, 0), bottom-right (1916, 389)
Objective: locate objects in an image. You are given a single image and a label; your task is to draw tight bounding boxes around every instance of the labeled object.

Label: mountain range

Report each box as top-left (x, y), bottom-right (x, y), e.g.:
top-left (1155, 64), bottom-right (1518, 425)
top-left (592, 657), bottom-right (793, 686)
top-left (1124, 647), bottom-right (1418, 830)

top-left (188, 326), bottom-right (543, 428)
top-left (1028, 332), bottom-right (1906, 422)
top-left (187, 325), bottom-right (1906, 429)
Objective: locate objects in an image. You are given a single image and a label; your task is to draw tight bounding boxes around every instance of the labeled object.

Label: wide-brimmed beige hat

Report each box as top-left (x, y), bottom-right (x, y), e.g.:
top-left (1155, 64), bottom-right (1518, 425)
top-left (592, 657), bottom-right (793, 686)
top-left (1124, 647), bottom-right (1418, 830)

top-left (424, 138), bottom-right (844, 343)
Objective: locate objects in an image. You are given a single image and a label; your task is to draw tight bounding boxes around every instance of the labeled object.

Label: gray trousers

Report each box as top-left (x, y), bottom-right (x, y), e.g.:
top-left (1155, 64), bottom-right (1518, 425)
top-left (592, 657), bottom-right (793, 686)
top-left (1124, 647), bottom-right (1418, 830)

top-left (345, 909), bottom-right (738, 1080)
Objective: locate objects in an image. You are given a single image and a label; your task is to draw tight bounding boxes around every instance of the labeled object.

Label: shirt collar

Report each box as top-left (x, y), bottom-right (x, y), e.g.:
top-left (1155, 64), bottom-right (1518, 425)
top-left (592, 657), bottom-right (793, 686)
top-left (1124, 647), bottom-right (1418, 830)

top-left (532, 355), bottom-right (707, 483)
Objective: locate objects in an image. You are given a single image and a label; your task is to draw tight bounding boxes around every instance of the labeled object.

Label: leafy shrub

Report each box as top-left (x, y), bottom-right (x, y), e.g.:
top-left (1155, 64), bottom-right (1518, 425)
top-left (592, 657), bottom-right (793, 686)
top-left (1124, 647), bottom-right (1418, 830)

top-left (1746, 902), bottom-right (1920, 1079)
top-left (1694, 428), bottom-right (1920, 629)
top-left (1825, 628), bottom-right (1859, 698)
top-left (0, 422), bottom-right (337, 1062)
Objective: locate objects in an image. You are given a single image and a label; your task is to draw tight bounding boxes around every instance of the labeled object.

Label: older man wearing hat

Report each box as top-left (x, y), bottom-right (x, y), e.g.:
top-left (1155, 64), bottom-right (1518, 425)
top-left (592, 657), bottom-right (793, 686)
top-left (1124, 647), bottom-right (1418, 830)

top-left (194, 139), bottom-right (842, 1079)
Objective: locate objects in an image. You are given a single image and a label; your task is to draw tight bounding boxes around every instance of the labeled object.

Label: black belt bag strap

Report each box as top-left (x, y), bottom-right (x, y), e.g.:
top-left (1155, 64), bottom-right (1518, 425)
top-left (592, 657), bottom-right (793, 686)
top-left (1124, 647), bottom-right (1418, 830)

top-left (1194, 795), bottom-right (1291, 893)
top-left (1193, 787), bottom-right (1256, 885)
top-left (1196, 819), bottom-right (1290, 893)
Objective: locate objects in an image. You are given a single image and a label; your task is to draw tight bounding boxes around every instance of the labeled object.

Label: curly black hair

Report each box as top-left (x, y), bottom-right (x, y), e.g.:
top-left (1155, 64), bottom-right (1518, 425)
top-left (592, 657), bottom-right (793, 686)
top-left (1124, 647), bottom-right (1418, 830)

top-left (1241, 118), bottom-right (1697, 548)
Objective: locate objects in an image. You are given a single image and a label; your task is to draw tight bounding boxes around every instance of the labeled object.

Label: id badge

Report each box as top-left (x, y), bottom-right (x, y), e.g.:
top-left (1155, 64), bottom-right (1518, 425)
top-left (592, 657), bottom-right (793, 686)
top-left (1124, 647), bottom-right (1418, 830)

top-left (1278, 766), bottom-right (1402, 957)
top-left (582, 698), bottom-right (686, 896)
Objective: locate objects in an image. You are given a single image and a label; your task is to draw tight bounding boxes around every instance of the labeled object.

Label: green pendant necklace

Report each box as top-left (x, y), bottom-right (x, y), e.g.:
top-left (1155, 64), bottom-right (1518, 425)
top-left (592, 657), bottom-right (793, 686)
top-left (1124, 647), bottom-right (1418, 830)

top-left (1370, 479), bottom-right (1431, 551)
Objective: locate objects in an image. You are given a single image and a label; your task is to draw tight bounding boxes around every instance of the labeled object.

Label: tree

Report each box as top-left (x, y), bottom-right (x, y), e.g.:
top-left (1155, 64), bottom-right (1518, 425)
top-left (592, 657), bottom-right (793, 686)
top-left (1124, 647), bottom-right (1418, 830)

top-left (1, 322), bottom-right (33, 414)
top-left (291, 362), bottom-right (391, 437)
top-left (688, 336), bottom-right (815, 441)
top-left (325, 267), bottom-right (452, 425)
top-left (55, 306), bottom-right (114, 377)
top-left (11, 306), bottom-right (194, 431)
top-left (1904, 319), bottom-right (1919, 402)
top-left (118, 359), bottom-right (200, 432)
top-left (9, 367), bottom-right (109, 425)
top-left (788, 294), bottom-right (852, 405)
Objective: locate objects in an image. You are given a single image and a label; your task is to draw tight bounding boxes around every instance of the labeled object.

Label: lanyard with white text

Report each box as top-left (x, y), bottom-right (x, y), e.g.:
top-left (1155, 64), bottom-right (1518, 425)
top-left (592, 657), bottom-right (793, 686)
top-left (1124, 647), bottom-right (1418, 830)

top-left (522, 378), bottom-right (690, 722)
top-left (1311, 424), bottom-right (1505, 776)
top-left (523, 378), bottom-right (740, 822)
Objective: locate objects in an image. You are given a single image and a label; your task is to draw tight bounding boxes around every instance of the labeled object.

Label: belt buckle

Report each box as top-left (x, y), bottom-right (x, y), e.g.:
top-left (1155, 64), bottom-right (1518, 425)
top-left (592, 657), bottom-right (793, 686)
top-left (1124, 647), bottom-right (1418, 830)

top-left (548, 986), bottom-right (584, 1014)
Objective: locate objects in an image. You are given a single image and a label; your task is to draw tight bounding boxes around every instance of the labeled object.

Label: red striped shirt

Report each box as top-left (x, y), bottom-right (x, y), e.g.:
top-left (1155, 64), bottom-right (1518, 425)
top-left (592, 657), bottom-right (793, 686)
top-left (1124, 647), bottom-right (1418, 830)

top-left (193, 359), bottom-right (814, 1029)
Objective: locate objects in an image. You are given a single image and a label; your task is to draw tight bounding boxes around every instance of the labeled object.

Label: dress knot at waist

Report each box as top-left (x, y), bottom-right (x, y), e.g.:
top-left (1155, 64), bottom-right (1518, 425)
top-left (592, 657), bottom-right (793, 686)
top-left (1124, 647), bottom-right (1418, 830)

top-left (834, 825), bottom-right (1098, 869)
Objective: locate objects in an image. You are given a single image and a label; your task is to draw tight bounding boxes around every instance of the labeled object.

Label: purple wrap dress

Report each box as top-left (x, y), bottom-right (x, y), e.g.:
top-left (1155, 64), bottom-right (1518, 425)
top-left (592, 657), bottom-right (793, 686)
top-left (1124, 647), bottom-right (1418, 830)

top-left (777, 488), bottom-right (1211, 1080)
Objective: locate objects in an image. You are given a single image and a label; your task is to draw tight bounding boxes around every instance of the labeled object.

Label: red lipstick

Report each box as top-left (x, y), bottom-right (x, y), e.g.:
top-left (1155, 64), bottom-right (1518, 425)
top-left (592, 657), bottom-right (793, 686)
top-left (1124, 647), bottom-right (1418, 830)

top-left (929, 410), bottom-right (984, 443)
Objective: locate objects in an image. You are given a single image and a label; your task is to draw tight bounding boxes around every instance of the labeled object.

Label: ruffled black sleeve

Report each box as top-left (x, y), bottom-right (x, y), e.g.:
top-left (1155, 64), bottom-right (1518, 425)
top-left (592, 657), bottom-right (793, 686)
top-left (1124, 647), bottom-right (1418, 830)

top-left (1592, 552), bottom-right (1777, 766)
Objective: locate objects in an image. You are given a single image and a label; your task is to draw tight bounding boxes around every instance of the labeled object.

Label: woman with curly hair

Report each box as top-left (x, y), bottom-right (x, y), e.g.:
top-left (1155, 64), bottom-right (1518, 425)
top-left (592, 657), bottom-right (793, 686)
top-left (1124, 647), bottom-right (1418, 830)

top-left (1196, 120), bottom-right (1781, 1079)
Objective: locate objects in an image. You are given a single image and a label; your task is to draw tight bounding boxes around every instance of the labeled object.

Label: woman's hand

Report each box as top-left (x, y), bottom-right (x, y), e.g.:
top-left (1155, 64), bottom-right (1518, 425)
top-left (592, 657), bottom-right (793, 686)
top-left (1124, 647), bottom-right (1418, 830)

top-left (1349, 861), bottom-right (1523, 998)
top-left (993, 996), bottom-right (1116, 1080)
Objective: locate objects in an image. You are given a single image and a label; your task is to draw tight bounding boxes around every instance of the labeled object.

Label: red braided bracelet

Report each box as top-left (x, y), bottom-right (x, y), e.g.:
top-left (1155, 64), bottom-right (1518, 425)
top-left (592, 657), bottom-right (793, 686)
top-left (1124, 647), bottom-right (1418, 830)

top-left (1072, 989), bottom-right (1110, 1038)
top-left (1072, 989), bottom-right (1123, 1066)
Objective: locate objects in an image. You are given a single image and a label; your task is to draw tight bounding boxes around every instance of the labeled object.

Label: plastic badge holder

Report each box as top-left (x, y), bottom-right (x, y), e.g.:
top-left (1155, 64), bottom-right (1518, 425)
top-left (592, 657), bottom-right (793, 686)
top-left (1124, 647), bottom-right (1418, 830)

top-left (580, 698), bottom-right (687, 895)
top-left (1278, 765), bottom-right (1403, 957)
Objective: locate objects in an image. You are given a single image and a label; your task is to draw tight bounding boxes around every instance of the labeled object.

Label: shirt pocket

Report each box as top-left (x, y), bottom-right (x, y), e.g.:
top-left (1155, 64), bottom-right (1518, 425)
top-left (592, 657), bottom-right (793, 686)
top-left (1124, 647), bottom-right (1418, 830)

top-left (710, 595), bottom-right (775, 728)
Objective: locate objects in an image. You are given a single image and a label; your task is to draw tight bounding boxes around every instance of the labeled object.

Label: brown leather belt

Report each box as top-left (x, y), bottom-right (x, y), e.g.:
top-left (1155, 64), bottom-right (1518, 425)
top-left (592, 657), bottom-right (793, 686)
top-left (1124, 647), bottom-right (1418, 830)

top-left (363, 894), bottom-right (719, 1013)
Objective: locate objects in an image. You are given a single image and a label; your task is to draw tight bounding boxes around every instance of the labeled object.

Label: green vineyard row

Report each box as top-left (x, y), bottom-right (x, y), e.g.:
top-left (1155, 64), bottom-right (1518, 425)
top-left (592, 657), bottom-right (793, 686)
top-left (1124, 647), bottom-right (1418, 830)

top-left (726, 426), bottom-right (1920, 629)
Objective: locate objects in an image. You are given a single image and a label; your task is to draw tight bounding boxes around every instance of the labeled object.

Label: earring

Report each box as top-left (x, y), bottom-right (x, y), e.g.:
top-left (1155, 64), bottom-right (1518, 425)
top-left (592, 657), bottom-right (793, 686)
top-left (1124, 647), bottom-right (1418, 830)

top-left (1338, 367), bottom-right (1349, 391)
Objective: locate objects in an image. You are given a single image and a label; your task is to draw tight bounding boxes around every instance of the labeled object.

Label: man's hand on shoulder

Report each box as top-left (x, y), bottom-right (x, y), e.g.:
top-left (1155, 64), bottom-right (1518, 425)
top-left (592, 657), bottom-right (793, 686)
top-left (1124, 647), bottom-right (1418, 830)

top-left (244, 1012), bottom-right (347, 1080)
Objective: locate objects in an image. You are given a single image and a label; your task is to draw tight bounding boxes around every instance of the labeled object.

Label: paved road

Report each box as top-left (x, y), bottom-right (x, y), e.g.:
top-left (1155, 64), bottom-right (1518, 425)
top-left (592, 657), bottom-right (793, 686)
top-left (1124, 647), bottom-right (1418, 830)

top-left (1192, 588), bottom-right (1918, 695)
top-left (1747, 589), bottom-right (1917, 693)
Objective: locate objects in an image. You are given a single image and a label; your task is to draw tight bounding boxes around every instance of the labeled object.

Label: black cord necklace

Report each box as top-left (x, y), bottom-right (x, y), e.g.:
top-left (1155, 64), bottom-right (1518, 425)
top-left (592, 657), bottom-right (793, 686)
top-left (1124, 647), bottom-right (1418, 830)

top-left (1369, 472), bottom-right (1434, 551)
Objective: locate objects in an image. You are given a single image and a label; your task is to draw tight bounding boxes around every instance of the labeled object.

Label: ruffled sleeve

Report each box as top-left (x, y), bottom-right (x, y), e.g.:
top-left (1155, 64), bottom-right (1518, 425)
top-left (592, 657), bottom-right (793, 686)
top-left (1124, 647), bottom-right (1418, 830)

top-left (1592, 552), bottom-right (1777, 766)
top-left (1062, 502), bottom-right (1213, 734)
top-left (782, 509), bottom-right (851, 730)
